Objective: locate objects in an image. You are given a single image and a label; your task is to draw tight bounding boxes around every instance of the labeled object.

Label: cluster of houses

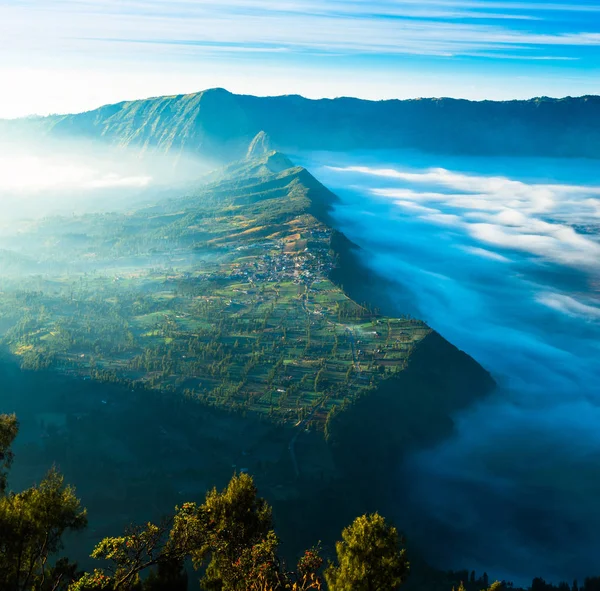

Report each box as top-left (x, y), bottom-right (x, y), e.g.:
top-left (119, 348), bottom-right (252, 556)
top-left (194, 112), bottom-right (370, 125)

top-left (227, 230), bottom-right (334, 286)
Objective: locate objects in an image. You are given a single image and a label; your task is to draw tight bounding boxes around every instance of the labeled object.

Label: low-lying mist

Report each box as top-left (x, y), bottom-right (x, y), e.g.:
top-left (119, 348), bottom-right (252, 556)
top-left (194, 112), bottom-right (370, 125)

top-left (298, 150), bottom-right (600, 585)
top-left (0, 133), bottom-right (211, 222)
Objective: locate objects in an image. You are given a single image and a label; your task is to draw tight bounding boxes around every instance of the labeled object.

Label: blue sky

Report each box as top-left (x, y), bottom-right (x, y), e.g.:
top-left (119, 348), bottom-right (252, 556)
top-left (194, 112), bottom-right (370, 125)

top-left (1, 0), bottom-right (599, 117)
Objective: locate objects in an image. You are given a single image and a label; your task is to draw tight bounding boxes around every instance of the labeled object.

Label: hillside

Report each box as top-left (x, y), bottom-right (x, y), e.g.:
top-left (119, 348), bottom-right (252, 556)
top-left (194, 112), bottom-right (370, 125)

top-left (3, 89), bottom-right (600, 161)
top-left (0, 151), bottom-right (494, 436)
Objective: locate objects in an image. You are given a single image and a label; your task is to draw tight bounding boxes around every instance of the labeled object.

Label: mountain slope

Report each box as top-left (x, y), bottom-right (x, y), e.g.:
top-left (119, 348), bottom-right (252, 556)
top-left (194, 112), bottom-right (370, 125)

top-left (4, 88), bottom-right (600, 161)
top-left (0, 152), bottom-right (493, 437)
top-left (0, 152), bottom-right (495, 565)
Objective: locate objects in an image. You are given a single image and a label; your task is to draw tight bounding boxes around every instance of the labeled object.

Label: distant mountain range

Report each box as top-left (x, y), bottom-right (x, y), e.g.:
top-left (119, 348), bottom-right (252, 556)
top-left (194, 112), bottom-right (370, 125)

top-left (3, 88), bottom-right (600, 162)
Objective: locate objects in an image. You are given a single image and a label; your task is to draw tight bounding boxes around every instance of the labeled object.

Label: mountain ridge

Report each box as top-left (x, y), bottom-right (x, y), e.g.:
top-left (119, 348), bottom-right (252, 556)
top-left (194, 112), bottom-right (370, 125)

top-left (10, 87), bottom-right (600, 119)
top-left (3, 87), bottom-right (600, 162)
top-left (0, 149), bottom-right (494, 432)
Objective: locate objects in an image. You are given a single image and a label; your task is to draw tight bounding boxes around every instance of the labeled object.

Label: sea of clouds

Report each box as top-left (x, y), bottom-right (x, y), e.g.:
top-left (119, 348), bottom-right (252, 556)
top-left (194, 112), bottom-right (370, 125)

top-left (299, 150), bottom-right (600, 585)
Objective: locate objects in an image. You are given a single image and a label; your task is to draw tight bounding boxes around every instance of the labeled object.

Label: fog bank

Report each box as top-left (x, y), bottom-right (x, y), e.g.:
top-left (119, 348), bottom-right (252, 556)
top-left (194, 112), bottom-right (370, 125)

top-left (0, 135), bottom-right (210, 221)
top-left (299, 150), bottom-right (600, 585)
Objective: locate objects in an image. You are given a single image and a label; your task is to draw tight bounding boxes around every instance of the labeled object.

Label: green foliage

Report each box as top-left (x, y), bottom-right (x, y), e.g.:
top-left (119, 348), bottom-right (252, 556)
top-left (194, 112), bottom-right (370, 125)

top-left (227, 530), bottom-right (281, 590)
top-left (0, 466), bottom-right (87, 591)
top-left (198, 473), bottom-right (274, 590)
top-left (325, 512), bottom-right (409, 591)
top-left (89, 521), bottom-right (167, 589)
top-left (0, 412), bottom-right (19, 494)
top-left (0, 156), bottom-right (430, 434)
top-left (83, 501), bottom-right (207, 591)
top-left (68, 570), bottom-right (115, 591)
top-left (69, 471), bottom-right (326, 591)
top-left (1, 413), bottom-right (559, 591)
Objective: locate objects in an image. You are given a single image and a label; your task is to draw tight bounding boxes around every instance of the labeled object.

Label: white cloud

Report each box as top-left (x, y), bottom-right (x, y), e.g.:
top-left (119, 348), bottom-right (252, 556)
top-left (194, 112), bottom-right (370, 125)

top-left (334, 164), bottom-right (600, 270)
top-left (537, 292), bottom-right (600, 320)
top-left (460, 246), bottom-right (512, 262)
top-left (422, 212), bottom-right (465, 226)
top-left (393, 200), bottom-right (443, 214)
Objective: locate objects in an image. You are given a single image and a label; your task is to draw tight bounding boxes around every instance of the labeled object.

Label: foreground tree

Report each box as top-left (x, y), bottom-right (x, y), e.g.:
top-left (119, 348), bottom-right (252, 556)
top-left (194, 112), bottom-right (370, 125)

top-left (78, 520), bottom-right (189, 590)
top-left (0, 414), bottom-right (87, 591)
top-left (72, 473), bottom-right (324, 591)
top-left (0, 413), bottom-right (88, 591)
top-left (0, 413), bottom-right (19, 494)
top-left (325, 513), bottom-right (409, 591)
top-left (197, 473), bottom-right (275, 590)
top-left (1, 412), bottom-right (405, 591)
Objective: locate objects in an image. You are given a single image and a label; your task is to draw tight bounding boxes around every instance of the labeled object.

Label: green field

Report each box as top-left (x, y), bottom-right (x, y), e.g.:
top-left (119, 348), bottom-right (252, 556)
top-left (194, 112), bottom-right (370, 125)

top-left (0, 152), bottom-right (430, 431)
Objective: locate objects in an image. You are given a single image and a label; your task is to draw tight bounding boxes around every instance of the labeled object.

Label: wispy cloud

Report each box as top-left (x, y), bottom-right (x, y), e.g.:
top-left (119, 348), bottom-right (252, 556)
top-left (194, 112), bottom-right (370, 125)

top-left (537, 292), bottom-right (600, 319)
top-left (0, 0), bottom-right (598, 115)
top-left (2, 0), bottom-right (600, 59)
top-left (461, 245), bottom-right (513, 261)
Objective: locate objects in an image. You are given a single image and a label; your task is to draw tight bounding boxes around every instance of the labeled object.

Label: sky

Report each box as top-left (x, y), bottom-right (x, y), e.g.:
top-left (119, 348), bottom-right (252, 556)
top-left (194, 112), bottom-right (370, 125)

top-left (0, 0), bottom-right (599, 118)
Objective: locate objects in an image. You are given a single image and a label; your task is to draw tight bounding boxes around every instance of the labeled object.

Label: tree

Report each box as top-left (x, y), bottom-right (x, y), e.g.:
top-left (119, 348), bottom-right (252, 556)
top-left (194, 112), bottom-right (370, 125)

top-left (314, 369), bottom-right (324, 394)
top-left (73, 473), bottom-right (324, 591)
top-left (0, 414), bottom-right (87, 591)
top-left (69, 501), bottom-right (205, 591)
top-left (197, 473), bottom-right (274, 590)
top-left (324, 405), bottom-right (337, 443)
top-left (42, 557), bottom-right (84, 591)
top-left (0, 413), bottom-right (19, 494)
top-left (0, 467), bottom-right (87, 591)
top-left (86, 521), bottom-right (179, 590)
top-left (325, 513), bottom-right (409, 591)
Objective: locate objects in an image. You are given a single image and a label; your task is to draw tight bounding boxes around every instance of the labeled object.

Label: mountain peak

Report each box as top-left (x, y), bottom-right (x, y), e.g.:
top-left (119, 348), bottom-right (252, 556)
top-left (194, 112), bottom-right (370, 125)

top-left (200, 87), bottom-right (232, 97)
top-left (264, 151), bottom-right (294, 173)
top-left (246, 131), bottom-right (272, 160)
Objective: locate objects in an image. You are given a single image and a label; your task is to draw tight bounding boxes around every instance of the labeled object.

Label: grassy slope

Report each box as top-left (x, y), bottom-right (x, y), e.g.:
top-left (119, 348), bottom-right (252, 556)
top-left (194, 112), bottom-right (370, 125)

top-left (1, 152), bottom-right (468, 435)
